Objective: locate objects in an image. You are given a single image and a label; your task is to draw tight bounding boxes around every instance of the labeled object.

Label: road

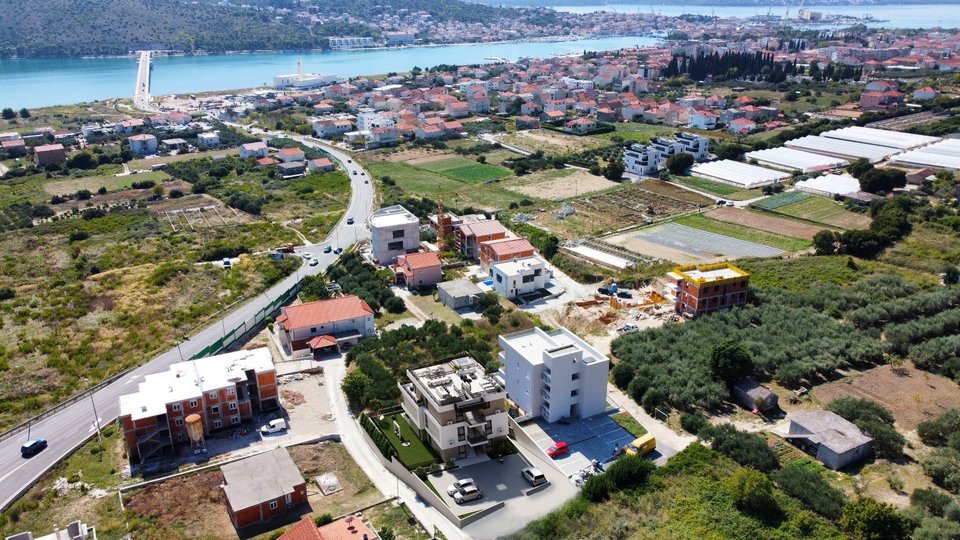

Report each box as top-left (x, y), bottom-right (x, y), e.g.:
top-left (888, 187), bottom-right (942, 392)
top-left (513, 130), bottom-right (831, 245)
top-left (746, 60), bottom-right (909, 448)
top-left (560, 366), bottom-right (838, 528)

top-left (0, 132), bottom-right (375, 511)
top-left (133, 51), bottom-right (158, 112)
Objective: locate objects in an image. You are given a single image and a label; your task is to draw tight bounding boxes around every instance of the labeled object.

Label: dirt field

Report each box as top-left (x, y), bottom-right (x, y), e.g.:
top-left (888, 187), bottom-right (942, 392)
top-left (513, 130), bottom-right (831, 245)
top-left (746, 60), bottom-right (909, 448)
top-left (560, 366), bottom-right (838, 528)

top-left (150, 194), bottom-right (253, 232)
top-left (507, 169), bottom-right (619, 199)
top-left (375, 147), bottom-right (450, 163)
top-left (405, 153), bottom-right (461, 166)
top-left (125, 469), bottom-right (236, 538)
top-left (638, 179), bottom-right (714, 206)
top-left (500, 129), bottom-right (607, 154)
top-left (705, 207), bottom-right (825, 240)
top-left (603, 232), bottom-right (708, 264)
top-left (289, 441), bottom-right (384, 517)
top-left (813, 364), bottom-right (960, 430)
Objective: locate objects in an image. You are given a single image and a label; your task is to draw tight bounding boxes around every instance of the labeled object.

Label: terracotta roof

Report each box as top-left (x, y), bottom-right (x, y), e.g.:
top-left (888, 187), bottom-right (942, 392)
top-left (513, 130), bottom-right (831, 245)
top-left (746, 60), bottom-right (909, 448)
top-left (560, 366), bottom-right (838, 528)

top-left (34, 143), bottom-right (64, 152)
top-left (257, 157), bottom-right (279, 166)
top-left (459, 220), bottom-right (506, 238)
top-left (316, 517), bottom-right (379, 540)
top-left (483, 237), bottom-right (534, 257)
top-left (400, 252), bottom-right (441, 270)
top-left (279, 147), bottom-right (305, 156)
top-left (280, 295), bottom-right (374, 330)
top-left (308, 335), bottom-right (338, 349)
top-left (278, 516), bottom-right (323, 540)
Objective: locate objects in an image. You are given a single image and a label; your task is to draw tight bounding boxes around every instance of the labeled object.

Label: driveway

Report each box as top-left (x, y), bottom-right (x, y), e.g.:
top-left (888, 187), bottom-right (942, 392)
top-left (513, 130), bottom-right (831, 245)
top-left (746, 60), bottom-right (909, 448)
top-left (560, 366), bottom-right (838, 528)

top-left (431, 454), bottom-right (531, 512)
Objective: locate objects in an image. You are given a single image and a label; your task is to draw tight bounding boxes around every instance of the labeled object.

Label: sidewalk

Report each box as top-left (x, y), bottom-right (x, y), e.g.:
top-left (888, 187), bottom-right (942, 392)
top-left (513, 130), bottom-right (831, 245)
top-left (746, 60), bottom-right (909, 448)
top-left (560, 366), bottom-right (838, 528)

top-left (323, 359), bottom-right (468, 540)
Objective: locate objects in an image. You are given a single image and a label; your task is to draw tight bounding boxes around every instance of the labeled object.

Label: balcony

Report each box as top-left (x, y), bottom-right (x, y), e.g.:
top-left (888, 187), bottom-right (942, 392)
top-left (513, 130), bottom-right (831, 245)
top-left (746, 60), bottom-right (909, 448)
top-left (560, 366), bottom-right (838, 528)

top-left (541, 372), bottom-right (551, 385)
top-left (467, 432), bottom-right (488, 446)
top-left (464, 410), bottom-right (485, 428)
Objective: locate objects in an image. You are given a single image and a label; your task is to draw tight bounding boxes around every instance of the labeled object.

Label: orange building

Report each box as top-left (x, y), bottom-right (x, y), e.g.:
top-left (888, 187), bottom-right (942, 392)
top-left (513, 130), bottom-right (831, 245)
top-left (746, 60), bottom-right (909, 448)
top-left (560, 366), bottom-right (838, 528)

top-left (479, 237), bottom-right (535, 272)
top-left (223, 448), bottom-right (307, 529)
top-left (664, 263), bottom-right (749, 318)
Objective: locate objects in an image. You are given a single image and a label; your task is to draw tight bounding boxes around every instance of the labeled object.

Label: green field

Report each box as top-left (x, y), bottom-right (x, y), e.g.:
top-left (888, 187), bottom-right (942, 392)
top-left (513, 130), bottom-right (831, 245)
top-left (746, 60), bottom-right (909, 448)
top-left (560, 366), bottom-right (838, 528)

top-left (675, 213), bottom-right (812, 252)
top-left (594, 122), bottom-right (677, 143)
top-left (774, 195), bottom-right (872, 229)
top-left (751, 191), bottom-right (811, 210)
top-left (670, 176), bottom-right (764, 200)
top-left (366, 160), bottom-right (529, 210)
top-left (43, 171), bottom-right (170, 195)
top-left (376, 413), bottom-right (438, 469)
top-left (416, 156), bottom-right (513, 183)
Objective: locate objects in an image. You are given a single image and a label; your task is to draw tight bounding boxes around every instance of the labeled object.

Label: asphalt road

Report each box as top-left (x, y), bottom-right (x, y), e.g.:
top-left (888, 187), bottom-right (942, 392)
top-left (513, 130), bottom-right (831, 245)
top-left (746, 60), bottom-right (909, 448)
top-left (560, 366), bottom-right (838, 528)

top-left (0, 133), bottom-right (375, 511)
top-left (133, 51), bottom-right (157, 112)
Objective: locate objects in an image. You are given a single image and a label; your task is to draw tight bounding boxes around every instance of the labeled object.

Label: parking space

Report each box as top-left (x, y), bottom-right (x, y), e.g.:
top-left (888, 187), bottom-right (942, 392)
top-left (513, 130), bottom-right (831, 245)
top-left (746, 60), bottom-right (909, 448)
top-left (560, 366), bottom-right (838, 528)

top-left (524, 412), bottom-right (637, 478)
top-left (431, 454), bottom-right (533, 513)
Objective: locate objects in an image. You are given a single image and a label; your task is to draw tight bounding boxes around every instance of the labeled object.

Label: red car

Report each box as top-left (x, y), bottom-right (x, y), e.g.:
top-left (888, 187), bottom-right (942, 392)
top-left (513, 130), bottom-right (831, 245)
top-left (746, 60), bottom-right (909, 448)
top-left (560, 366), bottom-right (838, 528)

top-left (547, 441), bottom-right (569, 458)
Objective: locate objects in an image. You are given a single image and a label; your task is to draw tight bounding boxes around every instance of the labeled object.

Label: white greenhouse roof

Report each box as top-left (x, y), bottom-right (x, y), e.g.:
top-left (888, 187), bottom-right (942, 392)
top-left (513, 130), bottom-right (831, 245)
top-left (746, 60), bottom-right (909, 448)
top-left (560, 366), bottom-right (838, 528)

top-left (745, 147), bottom-right (849, 173)
top-left (890, 139), bottom-right (960, 171)
top-left (784, 135), bottom-right (899, 163)
top-left (795, 174), bottom-right (862, 196)
top-left (819, 126), bottom-right (941, 150)
top-left (690, 160), bottom-right (791, 189)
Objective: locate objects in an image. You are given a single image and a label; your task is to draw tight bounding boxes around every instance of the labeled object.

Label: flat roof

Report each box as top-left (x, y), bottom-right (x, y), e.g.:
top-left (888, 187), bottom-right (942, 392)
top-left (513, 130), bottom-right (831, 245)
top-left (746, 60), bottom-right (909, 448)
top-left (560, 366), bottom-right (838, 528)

top-left (370, 204), bottom-right (418, 228)
top-left (119, 347), bottom-right (275, 421)
top-left (785, 135), bottom-right (899, 163)
top-left (491, 255), bottom-right (545, 277)
top-left (222, 448), bottom-right (303, 511)
top-left (408, 357), bottom-right (504, 405)
top-left (690, 160), bottom-right (791, 188)
top-left (499, 326), bottom-right (608, 366)
top-left (438, 278), bottom-right (483, 297)
top-left (795, 173), bottom-right (862, 196)
top-left (564, 245), bottom-right (634, 270)
top-left (819, 126), bottom-right (941, 150)
top-left (673, 262), bottom-right (749, 285)
top-left (890, 139), bottom-right (960, 171)
top-left (744, 147), bottom-right (849, 172)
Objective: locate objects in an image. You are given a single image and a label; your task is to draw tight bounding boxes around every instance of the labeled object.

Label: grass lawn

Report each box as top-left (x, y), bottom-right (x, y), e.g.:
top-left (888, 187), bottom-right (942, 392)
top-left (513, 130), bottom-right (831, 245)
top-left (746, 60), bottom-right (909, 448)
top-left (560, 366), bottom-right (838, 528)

top-left (367, 160), bottom-right (529, 210)
top-left (415, 157), bottom-right (513, 184)
top-left (772, 195), bottom-right (872, 229)
top-left (376, 413), bottom-right (439, 470)
top-left (594, 122), bottom-right (677, 143)
top-left (670, 176), bottom-right (763, 200)
top-left (405, 293), bottom-right (461, 325)
top-left (127, 148), bottom-right (237, 170)
top-left (675, 213), bottom-right (812, 252)
top-left (750, 191), bottom-right (811, 210)
top-left (366, 501), bottom-right (432, 540)
top-left (611, 412), bottom-right (648, 438)
top-left (43, 170), bottom-right (170, 196)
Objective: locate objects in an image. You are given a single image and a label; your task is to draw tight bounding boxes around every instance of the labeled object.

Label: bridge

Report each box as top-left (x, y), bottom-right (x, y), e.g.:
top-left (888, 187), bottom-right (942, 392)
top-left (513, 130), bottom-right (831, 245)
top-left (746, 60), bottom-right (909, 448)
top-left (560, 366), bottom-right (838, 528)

top-left (133, 51), bottom-right (158, 112)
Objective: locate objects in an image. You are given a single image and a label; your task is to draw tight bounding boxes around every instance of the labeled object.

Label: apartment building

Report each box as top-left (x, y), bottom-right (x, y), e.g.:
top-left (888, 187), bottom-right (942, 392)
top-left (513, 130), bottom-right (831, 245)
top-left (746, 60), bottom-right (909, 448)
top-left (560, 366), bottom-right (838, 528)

top-left (499, 327), bottom-right (609, 423)
top-left (478, 237), bottom-right (535, 273)
top-left (624, 132), bottom-right (709, 176)
top-left (370, 204), bottom-right (420, 265)
top-left (663, 263), bottom-right (749, 318)
top-left (118, 348), bottom-right (278, 463)
top-left (400, 357), bottom-right (509, 461)
top-left (456, 220), bottom-right (507, 259)
top-left (490, 255), bottom-right (551, 299)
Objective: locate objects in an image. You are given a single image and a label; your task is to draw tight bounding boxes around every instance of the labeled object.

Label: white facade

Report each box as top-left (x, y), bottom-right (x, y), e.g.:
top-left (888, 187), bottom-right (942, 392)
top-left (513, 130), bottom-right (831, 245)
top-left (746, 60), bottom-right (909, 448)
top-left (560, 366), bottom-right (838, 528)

top-left (328, 36), bottom-right (375, 49)
top-left (624, 144), bottom-right (659, 176)
top-left (745, 147), bottom-right (849, 173)
top-left (356, 110), bottom-right (395, 131)
top-left (198, 132), bottom-right (220, 147)
top-left (490, 256), bottom-right (551, 299)
top-left (624, 132), bottom-right (709, 176)
top-left (370, 205), bottom-right (420, 264)
top-left (129, 134), bottom-right (157, 155)
top-left (690, 160), bottom-right (791, 189)
top-left (272, 73), bottom-right (338, 89)
top-left (499, 327), bottom-right (609, 423)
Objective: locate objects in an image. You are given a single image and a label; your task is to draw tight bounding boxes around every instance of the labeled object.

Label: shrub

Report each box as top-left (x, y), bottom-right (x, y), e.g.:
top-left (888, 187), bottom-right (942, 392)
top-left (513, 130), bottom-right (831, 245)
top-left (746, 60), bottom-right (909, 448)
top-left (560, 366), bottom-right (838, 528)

top-left (68, 230), bottom-right (90, 243)
top-left (580, 474), bottom-right (612, 502)
top-left (0, 288), bottom-right (14, 301)
top-left (680, 411), bottom-right (708, 436)
top-left (605, 455), bottom-right (655, 490)
top-left (149, 262), bottom-right (191, 287)
top-left (840, 498), bottom-right (910, 540)
top-left (922, 448), bottom-right (960, 493)
top-left (826, 397), bottom-right (904, 459)
top-left (383, 296), bottom-right (406, 314)
top-left (918, 409), bottom-right (960, 448)
top-left (709, 340), bottom-right (754, 386)
top-left (910, 487), bottom-right (952, 517)
top-left (314, 513), bottom-right (334, 526)
top-left (771, 460), bottom-right (846, 519)
top-left (726, 467), bottom-right (778, 516)
top-left (700, 424), bottom-right (779, 473)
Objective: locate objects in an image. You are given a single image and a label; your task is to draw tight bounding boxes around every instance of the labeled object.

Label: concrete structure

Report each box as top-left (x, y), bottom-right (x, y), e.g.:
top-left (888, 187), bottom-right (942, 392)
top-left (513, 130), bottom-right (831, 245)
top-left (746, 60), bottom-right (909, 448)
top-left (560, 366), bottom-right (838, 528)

top-left (1, 139), bottom-right (26, 157)
top-left (456, 220), bottom-right (507, 259)
top-left (197, 132), bottom-right (220, 147)
top-left (499, 327), bottom-right (609, 423)
top-left (784, 135), bottom-right (900, 163)
top-left (438, 279), bottom-right (483, 310)
top-left (273, 72), bottom-right (338, 90)
top-left (820, 126), bottom-right (940, 150)
top-left (33, 144), bottom-right (65, 167)
top-left (479, 237), bottom-right (535, 273)
top-left (393, 252), bottom-right (443, 290)
top-left (773, 411), bottom-right (873, 469)
top-left (795, 173), bottom-right (862, 197)
top-left (5, 520), bottom-right (97, 540)
top-left (328, 36), bottom-right (375, 49)
top-left (624, 132), bottom-right (709, 176)
top-left (129, 134), bottom-right (158, 155)
top-left (276, 295), bottom-right (376, 353)
top-left (239, 141), bottom-right (269, 159)
top-left (222, 448), bottom-right (307, 529)
top-left (278, 147), bottom-right (305, 163)
top-left (664, 263), bottom-right (749, 318)
top-left (490, 256), bottom-right (550, 299)
top-left (890, 139), bottom-right (960, 171)
top-left (277, 161), bottom-right (306, 177)
top-left (400, 357), bottom-right (508, 461)
top-left (307, 157), bottom-right (336, 172)
top-left (689, 160), bottom-right (791, 189)
top-left (118, 348), bottom-right (279, 463)
top-left (732, 378), bottom-right (779, 412)
top-left (370, 205), bottom-right (420, 265)
top-left (744, 147), bottom-right (849, 173)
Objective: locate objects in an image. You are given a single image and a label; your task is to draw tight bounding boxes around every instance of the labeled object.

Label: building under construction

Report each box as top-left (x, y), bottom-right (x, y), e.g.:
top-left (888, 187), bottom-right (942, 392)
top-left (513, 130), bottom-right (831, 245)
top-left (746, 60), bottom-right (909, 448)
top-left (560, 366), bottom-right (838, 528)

top-left (663, 263), bottom-right (750, 318)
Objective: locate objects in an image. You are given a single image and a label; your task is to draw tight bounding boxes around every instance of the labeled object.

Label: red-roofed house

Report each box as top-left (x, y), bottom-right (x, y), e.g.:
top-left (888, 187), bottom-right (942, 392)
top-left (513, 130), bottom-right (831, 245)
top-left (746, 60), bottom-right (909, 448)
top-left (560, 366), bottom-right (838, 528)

top-left (278, 514), bottom-right (380, 540)
top-left (1, 139), bottom-right (26, 156)
top-left (479, 237), bottom-right (535, 272)
top-left (276, 295), bottom-right (376, 353)
top-left (278, 147), bottom-right (306, 163)
top-left (392, 252), bottom-right (442, 290)
top-left (728, 118), bottom-right (757, 135)
top-left (308, 158), bottom-right (336, 172)
top-left (456, 220), bottom-right (507, 258)
top-left (34, 143), bottom-right (66, 166)
top-left (515, 115), bottom-right (541, 130)
top-left (257, 157), bottom-right (280, 168)
top-left (912, 87), bottom-right (940, 101)
top-left (240, 141), bottom-right (269, 159)
top-left (564, 117), bottom-right (596, 135)
top-left (860, 90), bottom-right (904, 110)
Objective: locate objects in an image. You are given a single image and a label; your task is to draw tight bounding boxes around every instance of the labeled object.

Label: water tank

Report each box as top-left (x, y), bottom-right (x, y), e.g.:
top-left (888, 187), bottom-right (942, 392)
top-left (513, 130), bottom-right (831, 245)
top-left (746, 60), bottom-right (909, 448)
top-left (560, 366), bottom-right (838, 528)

top-left (185, 414), bottom-right (204, 443)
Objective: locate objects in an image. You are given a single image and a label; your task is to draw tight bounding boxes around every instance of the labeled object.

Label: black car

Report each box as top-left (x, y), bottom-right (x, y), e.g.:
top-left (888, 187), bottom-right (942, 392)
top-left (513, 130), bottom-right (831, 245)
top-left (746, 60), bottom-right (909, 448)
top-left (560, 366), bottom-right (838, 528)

top-left (347, 217), bottom-right (354, 225)
top-left (334, 247), bottom-right (343, 254)
top-left (616, 291), bottom-right (633, 299)
top-left (21, 438), bottom-right (47, 458)
top-left (598, 287), bottom-right (612, 296)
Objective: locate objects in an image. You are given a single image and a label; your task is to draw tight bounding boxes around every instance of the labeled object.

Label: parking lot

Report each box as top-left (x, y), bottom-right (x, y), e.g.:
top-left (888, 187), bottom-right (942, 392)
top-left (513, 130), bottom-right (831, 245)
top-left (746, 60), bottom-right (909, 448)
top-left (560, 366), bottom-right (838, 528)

top-left (524, 411), bottom-right (643, 477)
top-left (431, 453), bottom-right (533, 513)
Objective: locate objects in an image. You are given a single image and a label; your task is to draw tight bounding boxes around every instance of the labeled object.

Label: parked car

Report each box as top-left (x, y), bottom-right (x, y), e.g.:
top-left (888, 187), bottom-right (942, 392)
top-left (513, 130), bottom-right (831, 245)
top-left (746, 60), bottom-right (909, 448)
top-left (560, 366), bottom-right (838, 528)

top-left (521, 467), bottom-right (547, 486)
top-left (323, 246), bottom-right (332, 253)
top-left (347, 217), bottom-right (354, 225)
top-left (446, 478), bottom-right (475, 496)
top-left (347, 159), bottom-right (352, 163)
top-left (222, 257), bottom-right (232, 269)
top-left (717, 199), bottom-right (727, 206)
top-left (21, 438), bottom-right (47, 458)
top-left (453, 485), bottom-right (483, 504)
top-left (624, 434), bottom-right (656, 457)
top-left (334, 247), bottom-right (343, 254)
top-left (597, 287), bottom-right (612, 296)
top-left (725, 201), bottom-right (735, 207)
top-left (547, 441), bottom-right (569, 458)
top-left (302, 253), bottom-right (312, 260)
top-left (309, 259), bottom-right (319, 266)
top-left (260, 418), bottom-right (287, 435)
top-left (616, 290), bottom-right (633, 299)
top-left (617, 323), bottom-right (639, 334)
top-left (364, 179), bottom-right (369, 184)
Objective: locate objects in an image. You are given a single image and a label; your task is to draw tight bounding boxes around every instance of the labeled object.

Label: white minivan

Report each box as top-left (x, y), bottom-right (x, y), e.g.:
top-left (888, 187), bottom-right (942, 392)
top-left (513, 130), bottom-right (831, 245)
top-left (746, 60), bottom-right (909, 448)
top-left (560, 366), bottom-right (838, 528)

top-left (260, 418), bottom-right (287, 435)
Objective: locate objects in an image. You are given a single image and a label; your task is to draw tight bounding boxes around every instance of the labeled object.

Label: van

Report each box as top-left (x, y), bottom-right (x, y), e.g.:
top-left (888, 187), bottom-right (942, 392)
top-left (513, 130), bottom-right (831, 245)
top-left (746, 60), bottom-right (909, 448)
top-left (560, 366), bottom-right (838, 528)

top-left (521, 467), bottom-right (547, 486)
top-left (260, 418), bottom-right (287, 435)
top-left (624, 434), bottom-right (656, 457)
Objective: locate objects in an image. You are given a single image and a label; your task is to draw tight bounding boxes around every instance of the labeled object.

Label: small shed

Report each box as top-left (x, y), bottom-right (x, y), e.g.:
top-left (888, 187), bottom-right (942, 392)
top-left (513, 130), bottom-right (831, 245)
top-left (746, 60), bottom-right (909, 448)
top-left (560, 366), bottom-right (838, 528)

top-left (222, 447), bottom-right (307, 529)
top-left (732, 378), bottom-right (779, 412)
top-left (438, 278), bottom-right (482, 310)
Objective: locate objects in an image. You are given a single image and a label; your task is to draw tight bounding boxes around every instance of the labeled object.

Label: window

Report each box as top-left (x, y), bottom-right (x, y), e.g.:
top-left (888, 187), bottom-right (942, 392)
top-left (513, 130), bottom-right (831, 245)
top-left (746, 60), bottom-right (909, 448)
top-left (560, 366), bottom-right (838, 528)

top-left (496, 274), bottom-right (503, 283)
top-left (571, 390), bottom-right (578, 397)
top-left (269, 501), bottom-right (279, 510)
top-left (310, 327), bottom-right (317, 333)
top-left (387, 240), bottom-right (404, 251)
top-left (213, 420), bottom-right (222, 429)
top-left (211, 405), bottom-right (219, 414)
top-left (226, 387), bottom-right (235, 396)
top-left (175, 418), bottom-right (184, 426)
top-left (572, 373), bottom-right (580, 380)
top-left (392, 229), bottom-right (405, 238)
top-left (171, 403), bottom-right (182, 412)
top-left (285, 493), bottom-right (292, 504)
top-left (189, 400), bottom-right (198, 408)
top-left (522, 274), bottom-right (534, 284)
top-left (228, 402), bottom-right (238, 411)
top-left (533, 268), bottom-right (542, 277)
top-left (208, 392), bottom-right (217, 400)
top-left (231, 416), bottom-right (241, 425)
top-left (177, 434), bottom-right (183, 442)
top-left (458, 427), bottom-right (465, 441)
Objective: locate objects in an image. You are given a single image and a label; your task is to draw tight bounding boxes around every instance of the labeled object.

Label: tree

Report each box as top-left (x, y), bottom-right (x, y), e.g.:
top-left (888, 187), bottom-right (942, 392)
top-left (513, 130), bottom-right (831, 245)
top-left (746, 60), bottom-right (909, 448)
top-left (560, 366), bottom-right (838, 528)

top-left (944, 265), bottom-right (959, 286)
top-left (848, 158), bottom-right (874, 179)
top-left (700, 424), bottom-right (779, 472)
top-left (771, 460), bottom-right (847, 519)
top-left (827, 397), bottom-right (904, 459)
top-left (666, 152), bottom-right (695, 175)
top-left (726, 467), bottom-right (778, 516)
top-left (18, 108), bottom-right (30, 119)
top-left (1, 108), bottom-right (14, 120)
top-left (341, 370), bottom-right (371, 406)
top-left (859, 168), bottom-right (907, 194)
top-left (813, 230), bottom-right (839, 255)
top-left (840, 498), bottom-right (910, 540)
top-left (476, 155), bottom-right (486, 164)
top-left (709, 340), bottom-right (754, 386)
top-left (603, 159), bottom-right (625, 181)
top-left (715, 143), bottom-right (747, 161)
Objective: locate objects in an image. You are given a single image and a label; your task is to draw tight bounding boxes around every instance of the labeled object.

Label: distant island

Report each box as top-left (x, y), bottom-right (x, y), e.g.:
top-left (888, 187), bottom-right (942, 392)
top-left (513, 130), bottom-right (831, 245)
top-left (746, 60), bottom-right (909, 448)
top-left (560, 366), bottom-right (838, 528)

top-left (479, 0), bottom-right (960, 5)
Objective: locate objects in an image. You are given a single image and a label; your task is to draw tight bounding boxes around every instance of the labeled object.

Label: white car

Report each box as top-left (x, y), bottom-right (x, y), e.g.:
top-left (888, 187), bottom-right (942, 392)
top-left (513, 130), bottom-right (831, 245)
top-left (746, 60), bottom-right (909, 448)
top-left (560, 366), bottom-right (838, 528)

top-left (260, 418), bottom-right (287, 434)
top-left (447, 478), bottom-right (475, 496)
top-left (309, 259), bottom-right (319, 266)
top-left (453, 485), bottom-right (482, 504)
top-left (618, 323), bottom-right (639, 334)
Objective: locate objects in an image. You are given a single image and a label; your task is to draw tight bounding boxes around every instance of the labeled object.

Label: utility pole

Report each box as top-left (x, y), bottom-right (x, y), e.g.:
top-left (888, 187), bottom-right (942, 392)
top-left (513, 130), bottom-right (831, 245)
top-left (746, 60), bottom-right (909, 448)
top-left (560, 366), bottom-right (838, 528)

top-left (90, 392), bottom-right (103, 453)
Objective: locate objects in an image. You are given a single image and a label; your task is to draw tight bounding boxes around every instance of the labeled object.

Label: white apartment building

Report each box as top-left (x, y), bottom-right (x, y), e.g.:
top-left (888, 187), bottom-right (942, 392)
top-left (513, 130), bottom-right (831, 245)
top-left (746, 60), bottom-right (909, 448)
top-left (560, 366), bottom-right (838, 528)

top-left (370, 205), bottom-right (420, 265)
top-left (356, 110), bottom-right (396, 131)
top-left (400, 357), bottom-right (509, 461)
top-left (623, 132), bottom-right (710, 176)
top-left (490, 256), bottom-right (551, 299)
top-left (499, 327), bottom-right (609, 423)
top-left (328, 36), bottom-right (375, 49)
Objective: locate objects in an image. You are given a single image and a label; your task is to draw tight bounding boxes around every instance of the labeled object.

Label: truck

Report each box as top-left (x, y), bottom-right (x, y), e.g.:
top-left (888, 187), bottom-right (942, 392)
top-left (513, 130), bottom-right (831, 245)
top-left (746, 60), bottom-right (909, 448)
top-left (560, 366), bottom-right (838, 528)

top-left (624, 434), bottom-right (656, 457)
top-left (275, 243), bottom-right (296, 253)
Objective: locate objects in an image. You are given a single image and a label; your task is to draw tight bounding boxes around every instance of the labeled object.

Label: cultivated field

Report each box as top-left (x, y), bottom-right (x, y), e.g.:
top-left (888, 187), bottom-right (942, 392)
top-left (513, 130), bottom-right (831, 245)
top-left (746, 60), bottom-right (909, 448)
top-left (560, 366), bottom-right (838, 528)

top-left (500, 129), bottom-right (607, 154)
top-left (506, 168), bottom-right (619, 199)
top-left (670, 176), bottom-right (764, 201)
top-left (705, 207), bottom-right (825, 240)
top-left (593, 122), bottom-right (677, 143)
top-left (773, 195), bottom-right (872, 229)
top-left (151, 194), bottom-right (254, 232)
top-left (43, 171), bottom-right (170, 195)
top-left (127, 148), bottom-right (237, 170)
top-left (606, 222), bottom-right (785, 264)
top-left (412, 156), bottom-right (513, 183)
top-left (638, 179), bottom-right (715, 206)
top-left (676, 213), bottom-right (812, 252)
top-left (813, 364), bottom-right (960, 430)
top-left (366, 160), bottom-right (528, 210)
